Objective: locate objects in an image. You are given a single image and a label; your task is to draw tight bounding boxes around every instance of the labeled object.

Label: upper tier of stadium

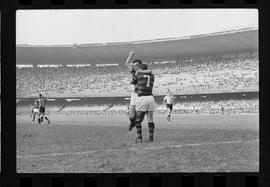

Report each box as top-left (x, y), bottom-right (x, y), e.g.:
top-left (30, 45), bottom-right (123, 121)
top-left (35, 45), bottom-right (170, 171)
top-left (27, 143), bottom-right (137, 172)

top-left (16, 26), bottom-right (258, 65)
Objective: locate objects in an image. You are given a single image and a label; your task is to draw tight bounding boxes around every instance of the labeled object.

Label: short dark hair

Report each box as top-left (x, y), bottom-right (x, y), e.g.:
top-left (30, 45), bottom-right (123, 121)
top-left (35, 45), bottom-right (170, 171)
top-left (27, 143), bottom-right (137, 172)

top-left (132, 59), bottom-right (142, 64)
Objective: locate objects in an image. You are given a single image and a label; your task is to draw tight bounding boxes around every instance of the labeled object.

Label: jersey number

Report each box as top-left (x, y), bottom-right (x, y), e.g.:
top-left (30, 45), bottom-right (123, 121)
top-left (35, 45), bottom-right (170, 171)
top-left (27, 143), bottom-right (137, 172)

top-left (143, 75), bottom-right (151, 87)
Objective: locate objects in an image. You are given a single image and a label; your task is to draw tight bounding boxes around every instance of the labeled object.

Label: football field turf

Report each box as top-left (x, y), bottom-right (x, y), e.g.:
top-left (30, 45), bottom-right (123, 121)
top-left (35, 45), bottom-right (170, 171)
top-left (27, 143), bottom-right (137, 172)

top-left (16, 114), bottom-right (259, 173)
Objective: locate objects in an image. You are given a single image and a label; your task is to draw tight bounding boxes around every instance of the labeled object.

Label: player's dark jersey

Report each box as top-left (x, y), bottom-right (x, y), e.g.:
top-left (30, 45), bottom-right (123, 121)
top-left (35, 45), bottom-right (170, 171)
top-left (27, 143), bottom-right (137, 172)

top-left (130, 69), bottom-right (139, 93)
top-left (136, 70), bottom-right (154, 97)
top-left (38, 97), bottom-right (47, 108)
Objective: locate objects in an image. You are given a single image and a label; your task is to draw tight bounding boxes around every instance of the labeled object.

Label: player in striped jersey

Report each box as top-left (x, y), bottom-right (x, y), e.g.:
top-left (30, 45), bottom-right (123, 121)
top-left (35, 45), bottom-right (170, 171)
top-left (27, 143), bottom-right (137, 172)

top-left (134, 63), bottom-right (156, 143)
top-left (37, 93), bottom-right (51, 124)
top-left (163, 89), bottom-right (176, 121)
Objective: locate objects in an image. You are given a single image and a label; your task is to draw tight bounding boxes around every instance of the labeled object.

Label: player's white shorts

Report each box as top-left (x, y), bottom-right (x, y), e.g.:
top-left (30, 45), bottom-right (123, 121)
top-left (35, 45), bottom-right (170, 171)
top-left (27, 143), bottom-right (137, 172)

top-left (130, 92), bottom-right (138, 106)
top-left (33, 108), bottom-right (39, 113)
top-left (136, 95), bottom-right (155, 112)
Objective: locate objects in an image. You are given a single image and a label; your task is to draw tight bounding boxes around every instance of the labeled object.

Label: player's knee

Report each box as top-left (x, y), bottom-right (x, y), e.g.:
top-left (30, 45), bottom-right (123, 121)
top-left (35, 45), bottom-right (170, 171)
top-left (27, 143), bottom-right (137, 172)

top-left (148, 122), bottom-right (155, 129)
top-left (147, 115), bottom-right (153, 122)
top-left (135, 111), bottom-right (145, 123)
top-left (135, 123), bottom-right (142, 128)
top-left (146, 112), bottom-right (154, 122)
top-left (135, 117), bottom-right (142, 123)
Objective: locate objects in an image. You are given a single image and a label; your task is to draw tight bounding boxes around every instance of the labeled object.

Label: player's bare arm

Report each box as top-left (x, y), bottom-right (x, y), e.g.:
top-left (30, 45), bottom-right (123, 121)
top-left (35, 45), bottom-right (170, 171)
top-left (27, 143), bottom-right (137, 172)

top-left (125, 51), bottom-right (135, 72)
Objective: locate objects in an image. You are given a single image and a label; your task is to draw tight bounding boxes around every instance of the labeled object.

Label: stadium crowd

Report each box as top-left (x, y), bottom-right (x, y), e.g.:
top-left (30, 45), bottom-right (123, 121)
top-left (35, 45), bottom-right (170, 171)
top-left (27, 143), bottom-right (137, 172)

top-left (16, 52), bottom-right (258, 98)
top-left (27, 98), bottom-right (257, 116)
top-left (171, 98), bottom-right (259, 114)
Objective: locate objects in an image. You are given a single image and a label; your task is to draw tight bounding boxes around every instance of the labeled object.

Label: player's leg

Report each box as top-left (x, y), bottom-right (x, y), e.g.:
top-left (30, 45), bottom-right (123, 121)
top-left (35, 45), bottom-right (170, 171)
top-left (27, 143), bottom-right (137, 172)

top-left (134, 96), bottom-right (146, 143)
top-left (135, 110), bottom-right (145, 143)
top-left (168, 104), bottom-right (173, 121)
top-left (128, 93), bottom-right (138, 131)
top-left (38, 107), bottom-right (44, 124)
top-left (39, 112), bottom-right (44, 122)
top-left (33, 108), bottom-right (38, 122)
top-left (166, 104), bottom-right (170, 121)
top-left (146, 96), bottom-right (156, 142)
top-left (30, 108), bottom-right (33, 118)
top-left (32, 110), bottom-right (35, 121)
top-left (33, 112), bottom-right (36, 122)
top-left (146, 111), bottom-right (155, 142)
top-left (44, 113), bottom-right (50, 124)
top-left (44, 115), bottom-right (49, 123)
top-left (40, 107), bottom-right (46, 123)
top-left (37, 110), bottom-right (41, 124)
top-left (40, 113), bottom-right (45, 123)
top-left (41, 107), bottom-right (50, 124)
top-left (128, 105), bottom-right (136, 131)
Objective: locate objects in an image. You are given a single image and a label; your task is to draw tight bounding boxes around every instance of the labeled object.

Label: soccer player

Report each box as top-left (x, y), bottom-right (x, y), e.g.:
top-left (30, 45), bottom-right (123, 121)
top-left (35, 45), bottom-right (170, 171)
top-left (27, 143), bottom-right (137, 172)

top-left (163, 89), bottom-right (175, 121)
top-left (124, 51), bottom-right (143, 131)
top-left (31, 99), bottom-right (39, 122)
top-left (37, 93), bottom-right (51, 124)
top-left (221, 105), bottom-right (225, 115)
top-left (134, 63), bottom-right (155, 143)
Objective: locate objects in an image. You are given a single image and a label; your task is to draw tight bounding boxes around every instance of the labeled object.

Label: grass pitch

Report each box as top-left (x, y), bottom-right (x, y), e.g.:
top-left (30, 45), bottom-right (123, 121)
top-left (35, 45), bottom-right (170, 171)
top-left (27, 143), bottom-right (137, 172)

top-left (16, 114), bottom-right (259, 173)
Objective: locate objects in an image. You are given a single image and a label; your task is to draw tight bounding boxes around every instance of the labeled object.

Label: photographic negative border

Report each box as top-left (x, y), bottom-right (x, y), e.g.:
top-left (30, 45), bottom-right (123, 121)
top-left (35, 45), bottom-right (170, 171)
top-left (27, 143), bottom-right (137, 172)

top-left (1, 0), bottom-right (270, 187)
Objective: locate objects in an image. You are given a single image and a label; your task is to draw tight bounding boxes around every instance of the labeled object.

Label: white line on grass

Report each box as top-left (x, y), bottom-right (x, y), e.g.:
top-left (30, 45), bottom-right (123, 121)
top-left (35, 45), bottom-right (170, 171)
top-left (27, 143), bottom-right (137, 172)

top-left (17, 139), bottom-right (259, 159)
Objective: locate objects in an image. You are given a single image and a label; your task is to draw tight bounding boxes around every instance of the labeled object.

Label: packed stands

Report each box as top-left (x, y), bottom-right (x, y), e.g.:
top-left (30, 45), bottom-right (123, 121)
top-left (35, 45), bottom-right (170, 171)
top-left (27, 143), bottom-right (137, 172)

top-left (16, 52), bottom-right (258, 98)
top-left (169, 98), bottom-right (259, 114)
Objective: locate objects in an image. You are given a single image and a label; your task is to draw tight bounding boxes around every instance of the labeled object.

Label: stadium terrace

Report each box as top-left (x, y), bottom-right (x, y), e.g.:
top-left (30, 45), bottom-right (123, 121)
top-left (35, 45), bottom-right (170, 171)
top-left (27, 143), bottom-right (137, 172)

top-left (16, 26), bottom-right (258, 65)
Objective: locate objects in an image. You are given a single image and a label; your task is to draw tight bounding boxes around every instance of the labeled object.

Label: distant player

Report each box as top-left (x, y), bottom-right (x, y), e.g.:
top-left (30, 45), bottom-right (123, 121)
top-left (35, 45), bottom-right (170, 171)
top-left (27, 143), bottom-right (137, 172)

top-left (124, 51), bottom-right (143, 131)
top-left (163, 89), bottom-right (176, 121)
top-left (192, 105), bottom-right (198, 115)
top-left (221, 105), bottom-right (225, 115)
top-left (31, 99), bottom-right (39, 122)
top-left (37, 93), bottom-right (51, 124)
top-left (134, 63), bottom-right (155, 143)
top-left (195, 107), bottom-right (199, 115)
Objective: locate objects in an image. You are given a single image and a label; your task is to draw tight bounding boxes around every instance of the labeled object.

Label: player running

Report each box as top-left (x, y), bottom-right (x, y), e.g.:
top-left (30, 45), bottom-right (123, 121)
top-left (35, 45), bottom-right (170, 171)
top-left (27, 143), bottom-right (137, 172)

top-left (133, 63), bottom-right (155, 143)
top-left (124, 51), bottom-right (143, 131)
top-left (163, 89), bottom-right (176, 121)
top-left (31, 99), bottom-right (40, 122)
top-left (37, 93), bottom-right (51, 124)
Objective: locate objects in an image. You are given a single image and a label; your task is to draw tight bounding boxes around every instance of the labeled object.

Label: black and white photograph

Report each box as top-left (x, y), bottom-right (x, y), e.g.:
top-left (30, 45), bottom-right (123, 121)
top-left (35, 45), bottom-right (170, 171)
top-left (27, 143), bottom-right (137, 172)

top-left (16, 9), bottom-right (259, 173)
top-left (0, 13), bottom-right (2, 171)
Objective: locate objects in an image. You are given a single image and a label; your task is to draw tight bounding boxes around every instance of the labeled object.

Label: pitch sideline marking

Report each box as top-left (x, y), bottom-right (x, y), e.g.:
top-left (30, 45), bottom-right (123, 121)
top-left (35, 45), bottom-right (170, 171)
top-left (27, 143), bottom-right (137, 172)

top-left (17, 139), bottom-right (259, 159)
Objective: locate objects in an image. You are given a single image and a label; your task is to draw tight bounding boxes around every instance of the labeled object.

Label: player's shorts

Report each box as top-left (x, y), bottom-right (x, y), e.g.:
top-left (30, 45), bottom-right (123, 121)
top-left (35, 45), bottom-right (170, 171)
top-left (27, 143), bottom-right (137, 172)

top-left (39, 107), bottom-right (45, 113)
top-left (136, 95), bottom-right (155, 112)
top-left (166, 104), bottom-right (173, 110)
top-left (33, 108), bottom-right (39, 113)
top-left (130, 92), bottom-right (138, 106)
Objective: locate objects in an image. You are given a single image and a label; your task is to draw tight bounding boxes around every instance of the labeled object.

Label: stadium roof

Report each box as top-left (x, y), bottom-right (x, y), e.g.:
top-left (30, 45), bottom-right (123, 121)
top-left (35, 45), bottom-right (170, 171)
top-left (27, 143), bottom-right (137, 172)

top-left (16, 27), bottom-right (258, 65)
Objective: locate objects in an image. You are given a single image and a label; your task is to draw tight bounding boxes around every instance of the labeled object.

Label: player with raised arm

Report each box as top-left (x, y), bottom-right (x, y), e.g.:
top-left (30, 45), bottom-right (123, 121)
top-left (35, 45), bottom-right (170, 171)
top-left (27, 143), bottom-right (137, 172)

top-left (124, 51), bottom-right (143, 131)
top-left (163, 89), bottom-right (176, 121)
top-left (134, 63), bottom-right (155, 143)
top-left (37, 93), bottom-right (51, 124)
